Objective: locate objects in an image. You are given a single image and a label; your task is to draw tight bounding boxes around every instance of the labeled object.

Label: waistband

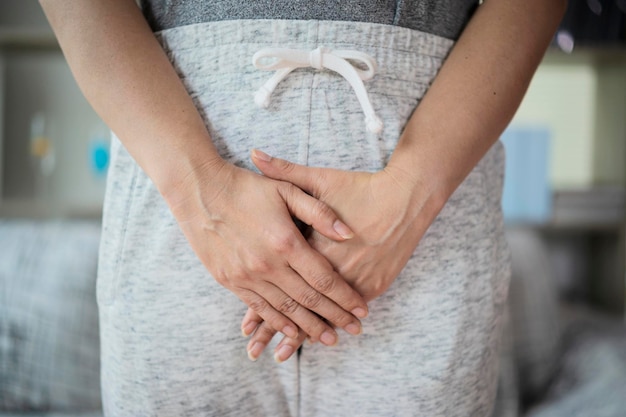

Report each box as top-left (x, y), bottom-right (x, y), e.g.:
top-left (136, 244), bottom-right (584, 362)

top-left (156, 19), bottom-right (454, 84)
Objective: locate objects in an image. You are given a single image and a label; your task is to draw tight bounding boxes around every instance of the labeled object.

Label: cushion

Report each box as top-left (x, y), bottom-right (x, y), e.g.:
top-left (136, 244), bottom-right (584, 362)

top-left (526, 308), bottom-right (626, 417)
top-left (505, 227), bottom-right (562, 401)
top-left (0, 221), bottom-right (102, 411)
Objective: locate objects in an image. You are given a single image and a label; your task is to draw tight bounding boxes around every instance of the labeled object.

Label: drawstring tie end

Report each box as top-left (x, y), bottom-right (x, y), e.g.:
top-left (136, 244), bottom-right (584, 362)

top-left (254, 86), bottom-right (272, 109)
top-left (365, 115), bottom-right (384, 135)
top-left (253, 46), bottom-right (384, 134)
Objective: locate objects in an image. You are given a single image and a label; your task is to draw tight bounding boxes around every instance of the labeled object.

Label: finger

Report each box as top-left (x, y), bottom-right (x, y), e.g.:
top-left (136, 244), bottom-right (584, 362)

top-left (241, 307), bottom-right (262, 337)
top-left (287, 244), bottom-right (369, 321)
top-left (279, 181), bottom-right (354, 241)
top-left (237, 213), bottom-right (359, 343)
top-left (274, 329), bottom-right (308, 363)
top-left (252, 149), bottom-right (321, 195)
top-left (252, 149), bottom-right (354, 241)
top-left (259, 218), bottom-right (365, 327)
top-left (237, 289), bottom-right (299, 339)
top-left (241, 280), bottom-right (339, 346)
top-left (246, 320), bottom-right (277, 361)
top-left (272, 261), bottom-right (363, 338)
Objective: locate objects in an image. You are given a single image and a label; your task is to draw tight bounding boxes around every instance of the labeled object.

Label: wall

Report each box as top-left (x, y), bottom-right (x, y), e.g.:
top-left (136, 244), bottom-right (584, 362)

top-left (2, 50), bottom-right (107, 212)
top-left (513, 50), bottom-right (626, 188)
top-left (0, 0), bottom-right (107, 217)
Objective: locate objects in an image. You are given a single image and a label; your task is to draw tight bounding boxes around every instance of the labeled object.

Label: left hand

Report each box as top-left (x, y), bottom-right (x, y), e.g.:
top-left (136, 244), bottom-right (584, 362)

top-left (243, 149), bottom-right (446, 362)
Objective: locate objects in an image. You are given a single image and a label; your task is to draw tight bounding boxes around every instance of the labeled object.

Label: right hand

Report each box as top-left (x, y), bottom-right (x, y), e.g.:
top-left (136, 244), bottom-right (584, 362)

top-left (164, 156), bottom-right (368, 346)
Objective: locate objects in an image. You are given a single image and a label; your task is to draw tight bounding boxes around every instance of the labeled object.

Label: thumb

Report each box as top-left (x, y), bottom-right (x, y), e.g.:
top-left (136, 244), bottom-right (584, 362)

top-left (251, 149), bottom-right (322, 197)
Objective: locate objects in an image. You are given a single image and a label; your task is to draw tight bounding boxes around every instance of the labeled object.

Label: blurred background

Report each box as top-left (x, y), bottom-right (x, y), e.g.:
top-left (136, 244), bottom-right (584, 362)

top-left (0, 1), bottom-right (625, 416)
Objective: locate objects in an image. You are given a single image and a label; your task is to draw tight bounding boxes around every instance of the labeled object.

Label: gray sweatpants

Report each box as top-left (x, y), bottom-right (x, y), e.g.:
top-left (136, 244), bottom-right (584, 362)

top-left (97, 20), bottom-right (510, 417)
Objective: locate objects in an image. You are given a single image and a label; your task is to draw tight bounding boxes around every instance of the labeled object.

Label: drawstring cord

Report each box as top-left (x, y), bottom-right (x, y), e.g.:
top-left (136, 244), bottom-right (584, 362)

top-left (252, 46), bottom-right (384, 134)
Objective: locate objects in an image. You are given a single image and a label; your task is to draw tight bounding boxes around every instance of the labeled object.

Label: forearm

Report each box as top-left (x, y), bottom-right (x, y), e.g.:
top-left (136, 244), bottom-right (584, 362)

top-left (39, 0), bottom-right (222, 199)
top-left (388, 0), bottom-right (567, 203)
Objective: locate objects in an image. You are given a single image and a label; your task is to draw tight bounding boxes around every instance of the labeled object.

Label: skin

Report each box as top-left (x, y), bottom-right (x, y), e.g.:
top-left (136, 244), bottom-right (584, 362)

top-left (39, 0), bottom-right (370, 346)
top-left (242, 0), bottom-right (569, 362)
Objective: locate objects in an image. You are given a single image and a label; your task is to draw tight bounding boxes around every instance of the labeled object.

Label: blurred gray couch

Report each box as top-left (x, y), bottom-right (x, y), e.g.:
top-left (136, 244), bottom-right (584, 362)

top-left (494, 228), bottom-right (626, 417)
top-left (0, 221), bottom-right (102, 416)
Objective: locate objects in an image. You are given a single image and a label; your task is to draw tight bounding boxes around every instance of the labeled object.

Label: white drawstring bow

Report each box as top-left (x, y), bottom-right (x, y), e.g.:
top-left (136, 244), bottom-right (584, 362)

top-left (252, 46), bottom-right (384, 134)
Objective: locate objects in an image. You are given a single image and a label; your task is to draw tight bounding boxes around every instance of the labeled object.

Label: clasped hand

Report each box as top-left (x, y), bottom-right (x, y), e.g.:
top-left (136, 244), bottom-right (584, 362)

top-left (243, 149), bottom-right (441, 362)
top-left (165, 156), bottom-right (369, 348)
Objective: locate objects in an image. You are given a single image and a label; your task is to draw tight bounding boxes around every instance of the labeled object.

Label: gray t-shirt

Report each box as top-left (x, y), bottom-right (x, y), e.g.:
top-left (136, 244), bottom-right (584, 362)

top-left (141, 0), bottom-right (478, 40)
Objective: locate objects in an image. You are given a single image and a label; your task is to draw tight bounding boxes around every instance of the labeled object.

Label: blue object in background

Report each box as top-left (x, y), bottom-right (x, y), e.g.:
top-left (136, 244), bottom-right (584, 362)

top-left (501, 125), bottom-right (552, 224)
top-left (89, 136), bottom-right (110, 177)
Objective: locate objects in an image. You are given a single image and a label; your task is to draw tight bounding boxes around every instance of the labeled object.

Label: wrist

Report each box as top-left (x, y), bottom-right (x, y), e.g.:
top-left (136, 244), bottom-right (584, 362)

top-left (156, 144), bottom-right (228, 211)
top-left (387, 115), bottom-right (485, 208)
top-left (385, 139), bottom-right (457, 205)
top-left (382, 160), bottom-right (449, 220)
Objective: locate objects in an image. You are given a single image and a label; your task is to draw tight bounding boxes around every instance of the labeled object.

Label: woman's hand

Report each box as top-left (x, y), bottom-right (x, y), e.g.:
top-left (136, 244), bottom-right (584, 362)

top-left (39, 0), bottom-right (369, 348)
top-left (242, 149), bottom-right (446, 361)
top-left (241, 0), bottom-right (567, 364)
top-left (166, 156), bottom-right (368, 346)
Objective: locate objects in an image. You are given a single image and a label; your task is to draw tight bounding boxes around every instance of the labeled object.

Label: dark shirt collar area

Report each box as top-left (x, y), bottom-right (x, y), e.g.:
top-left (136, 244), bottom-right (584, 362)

top-left (140, 0), bottom-right (478, 41)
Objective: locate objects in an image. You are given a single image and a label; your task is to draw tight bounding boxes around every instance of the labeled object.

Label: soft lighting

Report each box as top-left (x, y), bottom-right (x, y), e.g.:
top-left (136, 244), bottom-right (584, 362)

top-left (556, 30), bottom-right (575, 54)
top-left (587, 0), bottom-right (603, 15)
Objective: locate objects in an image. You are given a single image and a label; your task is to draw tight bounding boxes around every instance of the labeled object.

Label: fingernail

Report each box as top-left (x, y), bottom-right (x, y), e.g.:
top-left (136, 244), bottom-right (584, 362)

top-left (345, 322), bottom-right (362, 336)
top-left (333, 220), bottom-right (354, 239)
top-left (247, 342), bottom-right (265, 361)
top-left (351, 307), bottom-right (368, 318)
top-left (241, 321), bottom-right (258, 337)
top-left (320, 330), bottom-right (337, 346)
top-left (274, 345), bottom-right (294, 363)
top-left (253, 149), bottom-right (272, 162)
top-left (282, 325), bottom-right (298, 339)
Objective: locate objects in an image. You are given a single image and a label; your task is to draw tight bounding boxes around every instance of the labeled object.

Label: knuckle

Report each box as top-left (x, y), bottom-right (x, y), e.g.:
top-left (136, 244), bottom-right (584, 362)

top-left (277, 296), bottom-right (299, 314)
top-left (278, 158), bottom-right (295, 173)
top-left (306, 319), bottom-right (328, 340)
top-left (213, 268), bottom-right (229, 287)
top-left (229, 267), bottom-right (252, 286)
top-left (245, 255), bottom-right (272, 275)
top-left (280, 181), bottom-right (295, 194)
top-left (300, 288), bottom-right (323, 310)
top-left (280, 182), bottom-right (299, 202)
top-left (269, 231), bottom-right (298, 254)
top-left (330, 310), bottom-right (352, 328)
top-left (248, 297), bottom-right (269, 314)
top-left (311, 200), bottom-right (334, 222)
top-left (255, 323), bottom-right (277, 342)
top-left (311, 272), bottom-right (336, 294)
top-left (215, 265), bottom-right (253, 288)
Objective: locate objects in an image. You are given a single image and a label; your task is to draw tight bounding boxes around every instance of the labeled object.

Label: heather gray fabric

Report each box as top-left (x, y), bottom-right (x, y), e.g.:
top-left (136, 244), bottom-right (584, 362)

top-left (97, 19), bottom-right (510, 416)
top-left (140, 0), bottom-right (478, 40)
